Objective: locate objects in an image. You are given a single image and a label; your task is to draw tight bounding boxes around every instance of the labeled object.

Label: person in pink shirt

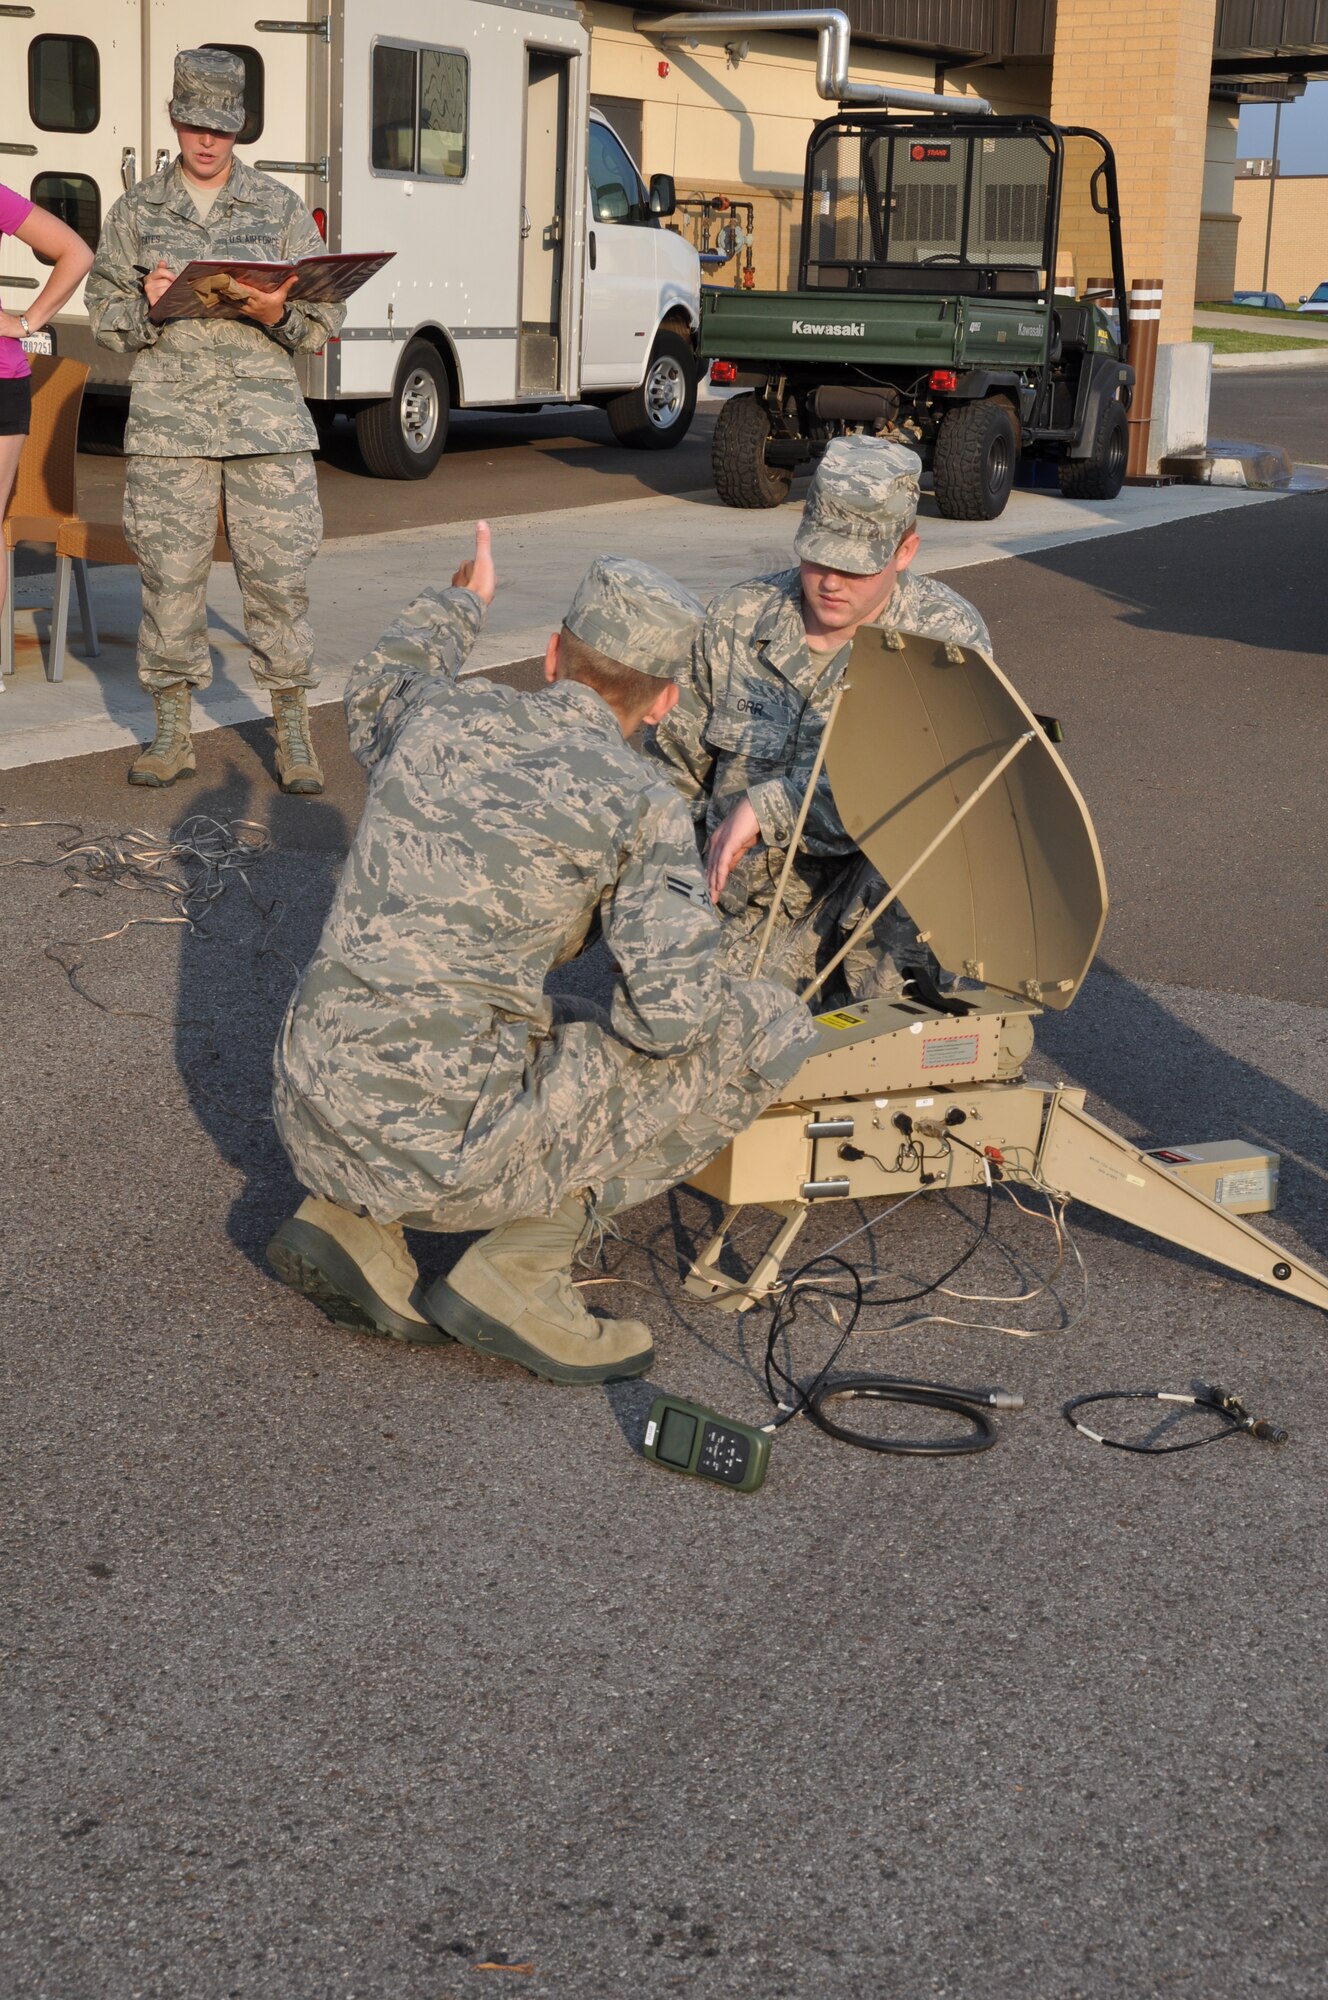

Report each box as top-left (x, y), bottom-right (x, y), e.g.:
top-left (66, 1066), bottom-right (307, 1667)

top-left (0, 182), bottom-right (95, 650)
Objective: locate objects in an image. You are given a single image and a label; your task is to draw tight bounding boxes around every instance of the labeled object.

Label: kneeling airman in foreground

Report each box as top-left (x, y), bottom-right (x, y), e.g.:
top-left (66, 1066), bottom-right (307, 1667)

top-left (266, 526), bottom-right (816, 1382)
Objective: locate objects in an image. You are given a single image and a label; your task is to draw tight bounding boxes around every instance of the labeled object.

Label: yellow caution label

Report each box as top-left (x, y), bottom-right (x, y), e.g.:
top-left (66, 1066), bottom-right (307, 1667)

top-left (815, 1009), bottom-right (865, 1030)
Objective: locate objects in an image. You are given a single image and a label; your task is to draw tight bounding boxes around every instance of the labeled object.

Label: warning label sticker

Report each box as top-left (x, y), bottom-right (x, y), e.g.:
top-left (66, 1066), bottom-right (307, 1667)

top-left (921, 1034), bottom-right (979, 1068)
top-left (1215, 1169), bottom-right (1275, 1207)
top-left (816, 1009), bottom-right (865, 1031)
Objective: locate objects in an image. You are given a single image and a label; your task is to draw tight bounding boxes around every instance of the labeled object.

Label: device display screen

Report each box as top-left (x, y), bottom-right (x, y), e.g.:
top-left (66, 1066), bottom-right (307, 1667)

top-left (656, 1407), bottom-right (698, 1468)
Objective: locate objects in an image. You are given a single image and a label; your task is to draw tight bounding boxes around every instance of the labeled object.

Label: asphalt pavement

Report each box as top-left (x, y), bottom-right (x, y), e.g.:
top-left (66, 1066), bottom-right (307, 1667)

top-left (59, 398), bottom-right (724, 563)
top-left (4, 477), bottom-right (1328, 1997)
top-left (1210, 362), bottom-right (1328, 463)
top-left (47, 360), bottom-right (1326, 585)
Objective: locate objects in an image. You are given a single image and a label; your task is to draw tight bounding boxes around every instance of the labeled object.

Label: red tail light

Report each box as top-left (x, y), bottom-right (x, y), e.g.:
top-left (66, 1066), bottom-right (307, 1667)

top-left (312, 207), bottom-right (327, 241)
top-left (929, 368), bottom-right (959, 391)
top-left (709, 359), bottom-right (738, 386)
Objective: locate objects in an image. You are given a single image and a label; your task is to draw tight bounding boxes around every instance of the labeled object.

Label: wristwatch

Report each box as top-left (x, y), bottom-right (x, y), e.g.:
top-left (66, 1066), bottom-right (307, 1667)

top-left (18, 314), bottom-right (29, 336)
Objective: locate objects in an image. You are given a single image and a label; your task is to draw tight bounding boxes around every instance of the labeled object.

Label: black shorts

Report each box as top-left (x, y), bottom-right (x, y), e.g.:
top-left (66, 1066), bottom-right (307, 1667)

top-left (0, 375), bottom-right (32, 436)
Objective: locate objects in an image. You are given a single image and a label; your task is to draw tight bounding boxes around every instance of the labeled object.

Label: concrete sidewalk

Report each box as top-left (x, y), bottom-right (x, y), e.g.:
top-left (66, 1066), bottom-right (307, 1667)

top-left (0, 474), bottom-right (1286, 771)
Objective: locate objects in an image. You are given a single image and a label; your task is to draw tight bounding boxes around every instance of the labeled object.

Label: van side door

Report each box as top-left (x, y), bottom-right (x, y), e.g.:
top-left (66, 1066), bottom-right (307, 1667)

top-left (580, 115), bottom-right (658, 389)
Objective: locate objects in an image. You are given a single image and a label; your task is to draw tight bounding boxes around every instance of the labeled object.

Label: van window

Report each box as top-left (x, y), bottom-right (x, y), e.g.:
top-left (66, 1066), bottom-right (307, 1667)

top-left (372, 42), bottom-right (468, 180)
top-left (204, 45), bottom-right (264, 146)
top-left (588, 119), bottom-right (646, 224)
top-left (29, 172), bottom-right (101, 259)
top-left (29, 35), bottom-right (99, 135)
top-left (372, 45), bottom-right (416, 172)
top-left (419, 50), bottom-right (467, 179)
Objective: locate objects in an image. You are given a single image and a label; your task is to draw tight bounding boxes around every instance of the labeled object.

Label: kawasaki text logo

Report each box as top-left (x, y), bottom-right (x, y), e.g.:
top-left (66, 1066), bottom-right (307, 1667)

top-left (792, 318), bottom-right (865, 336)
top-left (1017, 322), bottom-right (1043, 337)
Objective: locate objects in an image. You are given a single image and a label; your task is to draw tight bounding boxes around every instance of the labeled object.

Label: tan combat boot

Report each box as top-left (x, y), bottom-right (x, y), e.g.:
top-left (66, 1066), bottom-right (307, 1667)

top-left (426, 1194), bottom-right (655, 1384)
top-left (271, 686), bottom-right (325, 795)
top-left (129, 686), bottom-right (196, 787)
top-left (266, 1195), bottom-right (448, 1345)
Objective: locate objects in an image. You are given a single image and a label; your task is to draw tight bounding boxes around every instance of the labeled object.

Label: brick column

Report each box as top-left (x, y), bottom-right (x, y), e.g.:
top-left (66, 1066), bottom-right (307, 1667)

top-left (1051, 0), bottom-right (1218, 346)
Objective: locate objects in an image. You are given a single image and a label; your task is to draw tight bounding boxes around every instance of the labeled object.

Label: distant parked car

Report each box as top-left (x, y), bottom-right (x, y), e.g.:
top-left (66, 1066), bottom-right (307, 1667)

top-left (1297, 283), bottom-right (1328, 313)
top-left (1233, 290), bottom-right (1286, 310)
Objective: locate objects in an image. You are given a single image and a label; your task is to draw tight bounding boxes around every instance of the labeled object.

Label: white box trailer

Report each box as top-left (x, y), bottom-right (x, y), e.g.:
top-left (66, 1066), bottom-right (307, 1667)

top-left (1, 0), bottom-right (702, 476)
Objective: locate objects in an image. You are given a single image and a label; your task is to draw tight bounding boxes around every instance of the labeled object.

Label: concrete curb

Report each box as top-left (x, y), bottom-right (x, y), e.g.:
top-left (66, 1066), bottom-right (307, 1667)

top-left (1194, 438), bottom-right (1296, 489)
top-left (1210, 346), bottom-right (1328, 371)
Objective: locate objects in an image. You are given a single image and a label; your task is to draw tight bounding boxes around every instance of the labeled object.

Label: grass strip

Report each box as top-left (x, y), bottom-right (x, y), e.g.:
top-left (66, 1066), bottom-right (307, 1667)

top-left (1194, 328), bottom-right (1328, 353)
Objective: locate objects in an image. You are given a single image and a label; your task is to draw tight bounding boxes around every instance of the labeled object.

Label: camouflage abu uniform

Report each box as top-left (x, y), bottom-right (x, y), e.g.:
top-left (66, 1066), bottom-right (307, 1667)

top-left (85, 52), bottom-right (345, 696)
top-left (272, 564), bottom-right (817, 1233)
top-left (647, 436), bottom-right (991, 993)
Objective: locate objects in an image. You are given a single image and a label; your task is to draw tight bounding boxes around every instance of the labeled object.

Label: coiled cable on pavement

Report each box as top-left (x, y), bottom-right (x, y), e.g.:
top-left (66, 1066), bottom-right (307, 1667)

top-left (1063, 1383), bottom-right (1288, 1453)
top-left (0, 809), bottom-right (292, 1120)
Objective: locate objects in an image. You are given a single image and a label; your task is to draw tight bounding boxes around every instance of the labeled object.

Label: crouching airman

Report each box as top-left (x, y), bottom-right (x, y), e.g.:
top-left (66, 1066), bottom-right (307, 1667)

top-left (266, 527), bottom-right (817, 1383)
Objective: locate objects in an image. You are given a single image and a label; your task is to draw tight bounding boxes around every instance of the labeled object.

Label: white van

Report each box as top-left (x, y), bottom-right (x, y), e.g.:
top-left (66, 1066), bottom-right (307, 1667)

top-left (1, 0), bottom-right (702, 477)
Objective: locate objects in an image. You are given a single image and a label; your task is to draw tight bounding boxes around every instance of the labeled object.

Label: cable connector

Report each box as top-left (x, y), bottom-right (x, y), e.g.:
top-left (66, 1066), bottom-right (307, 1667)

top-left (1194, 1382), bottom-right (1285, 1440)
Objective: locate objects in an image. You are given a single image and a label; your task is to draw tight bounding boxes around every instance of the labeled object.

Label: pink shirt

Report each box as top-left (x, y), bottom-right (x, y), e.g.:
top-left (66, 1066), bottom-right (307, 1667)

top-left (0, 182), bottom-right (35, 380)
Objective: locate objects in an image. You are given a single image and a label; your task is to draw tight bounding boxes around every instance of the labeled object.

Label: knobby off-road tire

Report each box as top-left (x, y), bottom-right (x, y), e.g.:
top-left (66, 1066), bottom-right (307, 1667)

top-left (1059, 397), bottom-right (1129, 500)
top-left (606, 328), bottom-right (698, 450)
top-left (932, 398), bottom-right (1018, 520)
top-left (356, 338), bottom-right (451, 480)
top-left (712, 392), bottom-right (794, 509)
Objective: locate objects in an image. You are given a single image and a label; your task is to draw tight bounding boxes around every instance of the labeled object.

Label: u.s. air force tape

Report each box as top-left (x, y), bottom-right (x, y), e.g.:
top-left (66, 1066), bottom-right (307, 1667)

top-left (666, 871), bottom-right (711, 909)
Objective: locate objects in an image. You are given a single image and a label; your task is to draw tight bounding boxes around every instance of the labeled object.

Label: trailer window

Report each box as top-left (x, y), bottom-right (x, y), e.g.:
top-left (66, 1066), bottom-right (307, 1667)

top-left (29, 172), bottom-right (100, 258)
top-left (204, 45), bottom-right (264, 147)
top-left (372, 46), bottom-right (416, 173)
top-left (419, 50), bottom-right (467, 179)
top-left (28, 35), bottom-right (99, 135)
top-left (372, 42), bottom-right (468, 180)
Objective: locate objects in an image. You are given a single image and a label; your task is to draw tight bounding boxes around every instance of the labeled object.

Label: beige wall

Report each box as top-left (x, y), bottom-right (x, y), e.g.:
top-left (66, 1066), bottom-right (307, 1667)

top-left (587, 6), bottom-right (1045, 289)
top-left (1197, 98), bottom-right (1240, 299)
top-left (586, 5), bottom-right (1223, 319)
top-left (1051, 0), bottom-right (1218, 342)
top-left (1233, 175), bottom-right (1328, 302)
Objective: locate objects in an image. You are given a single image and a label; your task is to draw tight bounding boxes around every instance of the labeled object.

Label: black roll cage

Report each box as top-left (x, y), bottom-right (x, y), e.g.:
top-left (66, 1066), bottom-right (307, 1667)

top-left (796, 111), bottom-right (1130, 352)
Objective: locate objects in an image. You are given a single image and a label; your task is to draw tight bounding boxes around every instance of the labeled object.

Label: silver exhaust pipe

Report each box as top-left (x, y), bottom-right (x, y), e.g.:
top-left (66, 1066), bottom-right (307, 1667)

top-left (633, 9), bottom-right (991, 114)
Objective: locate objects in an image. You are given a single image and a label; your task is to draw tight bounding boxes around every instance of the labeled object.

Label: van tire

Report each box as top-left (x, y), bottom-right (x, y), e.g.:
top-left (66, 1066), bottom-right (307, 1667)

top-left (932, 398), bottom-right (1018, 520)
top-left (1059, 397), bottom-right (1129, 499)
top-left (355, 339), bottom-right (450, 479)
top-left (712, 393), bottom-right (793, 508)
top-left (606, 329), bottom-right (697, 450)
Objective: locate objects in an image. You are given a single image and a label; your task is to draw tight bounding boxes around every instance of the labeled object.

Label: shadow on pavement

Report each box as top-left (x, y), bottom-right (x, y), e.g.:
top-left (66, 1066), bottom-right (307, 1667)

top-left (1036, 957), bottom-right (1328, 1270)
top-left (171, 746), bottom-right (353, 1278)
top-left (1007, 485), bottom-right (1326, 658)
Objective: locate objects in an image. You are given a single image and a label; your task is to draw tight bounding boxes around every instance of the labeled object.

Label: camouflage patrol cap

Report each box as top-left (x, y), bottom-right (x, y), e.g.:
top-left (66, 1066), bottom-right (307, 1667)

top-left (794, 435), bottom-right (923, 576)
top-left (170, 48), bottom-right (246, 135)
top-left (563, 556), bottom-right (702, 681)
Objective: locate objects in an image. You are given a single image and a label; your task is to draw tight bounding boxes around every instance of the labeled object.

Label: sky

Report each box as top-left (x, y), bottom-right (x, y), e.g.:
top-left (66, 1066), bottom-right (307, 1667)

top-left (1238, 81), bottom-right (1328, 173)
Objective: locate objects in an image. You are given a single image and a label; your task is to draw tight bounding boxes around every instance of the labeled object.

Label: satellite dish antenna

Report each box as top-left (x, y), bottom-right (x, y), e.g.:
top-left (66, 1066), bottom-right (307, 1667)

top-left (818, 629), bottom-right (1107, 1007)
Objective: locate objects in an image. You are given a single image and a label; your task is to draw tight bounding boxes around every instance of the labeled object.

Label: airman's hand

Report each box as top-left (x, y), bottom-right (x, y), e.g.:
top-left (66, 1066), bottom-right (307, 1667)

top-left (452, 520), bottom-right (496, 607)
top-left (238, 273), bottom-right (299, 326)
top-left (706, 796), bottom-right (762, 902)
top-left (142, 261), bottom-right (176, 307)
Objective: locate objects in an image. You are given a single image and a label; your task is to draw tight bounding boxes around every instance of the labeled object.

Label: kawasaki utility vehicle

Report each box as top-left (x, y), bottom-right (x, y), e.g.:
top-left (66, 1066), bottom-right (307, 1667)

top-left (702, 112), bottom-right (1133, 518)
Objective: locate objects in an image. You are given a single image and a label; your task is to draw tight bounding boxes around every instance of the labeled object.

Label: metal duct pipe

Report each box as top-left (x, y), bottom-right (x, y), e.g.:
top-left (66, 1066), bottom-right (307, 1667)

top-left (633, 10), bottom-right (991, 114)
